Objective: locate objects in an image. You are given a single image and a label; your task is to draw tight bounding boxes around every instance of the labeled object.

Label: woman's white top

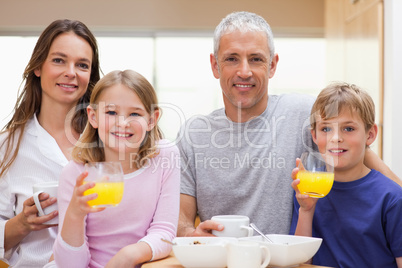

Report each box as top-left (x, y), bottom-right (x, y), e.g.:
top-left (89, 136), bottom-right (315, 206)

top-left (0, 115), bottom-right (68, 267)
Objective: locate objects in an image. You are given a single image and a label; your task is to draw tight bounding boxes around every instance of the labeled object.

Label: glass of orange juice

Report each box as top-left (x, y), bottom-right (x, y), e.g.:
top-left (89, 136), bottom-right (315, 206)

top-left (296, 152), bottom-right (334, 198)
top-left (84, 162), bottom-right (124, 207)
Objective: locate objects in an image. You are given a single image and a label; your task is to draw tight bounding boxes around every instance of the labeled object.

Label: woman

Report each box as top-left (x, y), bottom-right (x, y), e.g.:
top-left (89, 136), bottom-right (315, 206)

top-left (0, 19), bottom-right (101, 267)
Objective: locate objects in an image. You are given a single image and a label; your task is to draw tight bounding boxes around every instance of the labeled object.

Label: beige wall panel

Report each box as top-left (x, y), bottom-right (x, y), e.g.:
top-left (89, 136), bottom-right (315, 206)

top-left (325, 0), bottom-right (384, 155)
top-left (325, 0), bottom-right (345, 82)
top-left (343, 2), bottom-right (383, 155)
top-left (0, 0), bottom-right (324, 35)
top-left (345, 0), bottom-right (381, 20)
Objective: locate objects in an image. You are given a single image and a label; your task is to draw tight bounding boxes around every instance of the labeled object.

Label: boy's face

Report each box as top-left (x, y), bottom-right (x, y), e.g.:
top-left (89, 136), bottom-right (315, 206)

top-left (311, 109), bottom-right (377, 177)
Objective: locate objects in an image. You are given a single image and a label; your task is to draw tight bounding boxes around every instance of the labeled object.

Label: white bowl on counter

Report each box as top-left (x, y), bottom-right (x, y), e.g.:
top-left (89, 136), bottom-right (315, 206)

top-left (240, 234), bottom-right (322, 267)
top-left (172, 237), bottom-right (238, 268)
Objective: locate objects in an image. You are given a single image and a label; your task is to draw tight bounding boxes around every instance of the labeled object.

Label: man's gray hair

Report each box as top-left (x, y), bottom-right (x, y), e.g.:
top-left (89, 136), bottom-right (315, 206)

top-left (213, 11), bottom-right (275, 61)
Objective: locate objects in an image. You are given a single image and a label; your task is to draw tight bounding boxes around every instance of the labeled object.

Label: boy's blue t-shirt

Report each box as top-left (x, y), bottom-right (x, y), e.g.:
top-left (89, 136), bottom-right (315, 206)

top-left (290, 169), bottom-right (402, 268)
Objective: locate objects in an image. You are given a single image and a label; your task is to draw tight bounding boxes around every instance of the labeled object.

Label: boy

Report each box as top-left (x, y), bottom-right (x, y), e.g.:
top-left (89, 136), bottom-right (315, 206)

top-left (290, 82), bottom-right (402, 268)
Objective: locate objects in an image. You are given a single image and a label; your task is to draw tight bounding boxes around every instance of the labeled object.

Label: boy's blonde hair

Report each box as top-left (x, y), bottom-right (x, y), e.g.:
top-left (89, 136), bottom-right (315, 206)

top-left (72, 70), bottom-right (162, 167)
top-left (311, 82), bottom-right (375, 132)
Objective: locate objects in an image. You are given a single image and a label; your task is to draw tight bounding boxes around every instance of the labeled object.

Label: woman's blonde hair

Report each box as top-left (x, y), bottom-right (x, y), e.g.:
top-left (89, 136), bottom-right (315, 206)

top-left (72, 70), bottom-right (163, 167)
top-left (0, 19), bottom-right (101, 177)
top-left (310, 82), bottom-right (375, 132)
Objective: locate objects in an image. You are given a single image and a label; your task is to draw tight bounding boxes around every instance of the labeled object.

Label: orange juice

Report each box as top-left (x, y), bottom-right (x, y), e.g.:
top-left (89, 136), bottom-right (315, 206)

top-left (296, 171), bottom-right (334, 198)
top-left (84, 182), bottom-right (124, 207)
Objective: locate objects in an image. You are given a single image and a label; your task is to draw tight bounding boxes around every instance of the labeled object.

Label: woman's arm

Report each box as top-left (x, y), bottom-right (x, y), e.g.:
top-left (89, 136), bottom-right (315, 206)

top-left (1, 170), bottom-right (57, 254)
top-left (4, 194), bottom-right (57, 251)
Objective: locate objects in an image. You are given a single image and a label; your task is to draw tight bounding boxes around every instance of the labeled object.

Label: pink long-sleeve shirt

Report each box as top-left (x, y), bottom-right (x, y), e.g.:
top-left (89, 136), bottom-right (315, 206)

top-left (53, 140), bottom-right (180, 268)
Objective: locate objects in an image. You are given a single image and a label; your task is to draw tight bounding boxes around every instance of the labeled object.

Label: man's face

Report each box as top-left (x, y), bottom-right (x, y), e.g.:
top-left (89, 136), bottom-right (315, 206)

top-left (210, 30), bottom-right (278, 121)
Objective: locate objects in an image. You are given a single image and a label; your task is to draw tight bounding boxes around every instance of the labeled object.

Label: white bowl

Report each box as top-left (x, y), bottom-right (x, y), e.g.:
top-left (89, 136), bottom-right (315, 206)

top-left (240, 234), bottom-right (322, 267)
top-left (172, 237), bottom-right (238, 268)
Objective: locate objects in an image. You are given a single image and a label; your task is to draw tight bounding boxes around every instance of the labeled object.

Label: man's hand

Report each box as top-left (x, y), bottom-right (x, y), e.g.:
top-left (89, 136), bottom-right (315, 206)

top-left (188, 220), bottom-right (224, 237)
top-left (178, 194), bottom-right (223, 237)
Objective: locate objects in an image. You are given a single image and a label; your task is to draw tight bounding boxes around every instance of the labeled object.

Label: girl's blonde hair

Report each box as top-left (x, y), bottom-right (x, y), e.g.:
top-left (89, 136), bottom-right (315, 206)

top-left (72, 70), bottom-right (163, 167)
top-left (310, 82), bottom-right (375, 132)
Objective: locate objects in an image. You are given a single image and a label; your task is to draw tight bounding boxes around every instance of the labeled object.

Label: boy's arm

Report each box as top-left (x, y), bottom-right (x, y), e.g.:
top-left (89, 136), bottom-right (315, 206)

top-left (364, 148), bottom-right (402, 186)
top-left (292, 162), bottom-right (317, 264)
top-left (294, 205), bottom-right (315, 265)
top-left (291, 177), bottom-right (316, 237)
top-left (295, 207), bottom-right (315, 237)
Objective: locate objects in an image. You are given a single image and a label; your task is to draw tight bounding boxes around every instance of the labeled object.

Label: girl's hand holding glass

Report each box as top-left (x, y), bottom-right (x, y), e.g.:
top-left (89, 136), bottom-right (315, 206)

top-left (68, 172), bottom-right (106, 220)
top-left (84, 162), bottom-right (125, 208)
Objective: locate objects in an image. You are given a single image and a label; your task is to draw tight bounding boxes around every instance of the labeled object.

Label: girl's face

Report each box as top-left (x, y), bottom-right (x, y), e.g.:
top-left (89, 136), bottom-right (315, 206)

top-left (87, 84), bottom-right (158, 161)
top-left (34, 32), bottom-right (92, 109)
top-left (312, 109), bottom-right (377, 180)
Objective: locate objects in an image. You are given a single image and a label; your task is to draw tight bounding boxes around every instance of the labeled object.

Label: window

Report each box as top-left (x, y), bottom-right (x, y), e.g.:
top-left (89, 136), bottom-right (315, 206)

top-left (0, 35), bottom-right (325, 141)
top-left (0, 36), bottom-right (39, 127)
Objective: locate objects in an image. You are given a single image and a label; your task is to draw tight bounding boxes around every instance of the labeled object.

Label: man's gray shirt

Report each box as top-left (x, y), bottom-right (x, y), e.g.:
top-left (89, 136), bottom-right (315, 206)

top-left (178, 93), bottom-right (316, 234)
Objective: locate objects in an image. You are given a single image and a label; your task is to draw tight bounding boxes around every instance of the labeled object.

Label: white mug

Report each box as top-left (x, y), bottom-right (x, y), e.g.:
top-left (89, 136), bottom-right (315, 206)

top-left (227, 241), bottom-right (270, 268)
top-left (211, 215), bottom-right (253, 238)
top-left (32, 181), bottom-right (58, 225)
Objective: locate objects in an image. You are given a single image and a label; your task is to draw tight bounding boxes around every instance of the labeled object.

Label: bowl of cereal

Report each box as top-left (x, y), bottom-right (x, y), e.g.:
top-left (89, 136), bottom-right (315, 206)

top-left (240, 234), bottom-right (322, 267)
top-left (172, 237), bottom-right (237, 268)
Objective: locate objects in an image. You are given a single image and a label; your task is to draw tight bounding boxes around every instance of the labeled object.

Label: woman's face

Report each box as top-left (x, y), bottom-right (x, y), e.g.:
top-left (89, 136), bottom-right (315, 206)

top-left (34, 32), bottom-right (93, 109)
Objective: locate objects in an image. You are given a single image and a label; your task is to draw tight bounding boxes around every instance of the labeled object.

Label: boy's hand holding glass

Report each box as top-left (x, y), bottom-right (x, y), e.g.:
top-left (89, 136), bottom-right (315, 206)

top-left (84, 162), bottom-right (125, 207)
top-left (296, 152), bottom-right (334, 198)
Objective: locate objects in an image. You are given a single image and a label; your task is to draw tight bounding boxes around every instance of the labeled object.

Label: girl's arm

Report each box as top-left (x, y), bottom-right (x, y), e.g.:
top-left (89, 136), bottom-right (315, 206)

top-left (139, 146), bottom-right (181, 261)
top-left (105, 242), bottom-right (152, 268)
top-left (53, 163), bottom-right (104, 268)
top-left (107, 145), bottom-right (181, 266)
top-left (60, 171), bottom-right (105, 247)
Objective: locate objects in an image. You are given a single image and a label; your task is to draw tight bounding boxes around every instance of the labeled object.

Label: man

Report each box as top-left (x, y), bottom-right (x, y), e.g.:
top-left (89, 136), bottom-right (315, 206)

top-left (177, 11), bottom-right (400, 237)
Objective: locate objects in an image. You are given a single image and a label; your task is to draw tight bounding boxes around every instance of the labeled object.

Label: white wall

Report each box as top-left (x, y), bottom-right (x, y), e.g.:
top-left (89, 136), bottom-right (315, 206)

top-left (383, 0), bottom-right (402, 178)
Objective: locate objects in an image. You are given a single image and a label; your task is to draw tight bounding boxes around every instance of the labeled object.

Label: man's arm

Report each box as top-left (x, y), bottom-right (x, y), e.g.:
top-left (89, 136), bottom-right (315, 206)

top-left (364, 148), bottom-right (402, 186)
top-left (177, 194), bottom-right (223, 237)
top-left (177, 194), bottom-right (197, 237)
top-left (396, 257), bottom-right (402, 268)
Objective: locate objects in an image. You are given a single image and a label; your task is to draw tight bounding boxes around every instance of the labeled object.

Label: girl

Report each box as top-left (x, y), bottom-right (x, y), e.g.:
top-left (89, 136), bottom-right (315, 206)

top-left (53, 70), bottom-right (180, 267)
top-left (0, 19), bottom-right (101, 267)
